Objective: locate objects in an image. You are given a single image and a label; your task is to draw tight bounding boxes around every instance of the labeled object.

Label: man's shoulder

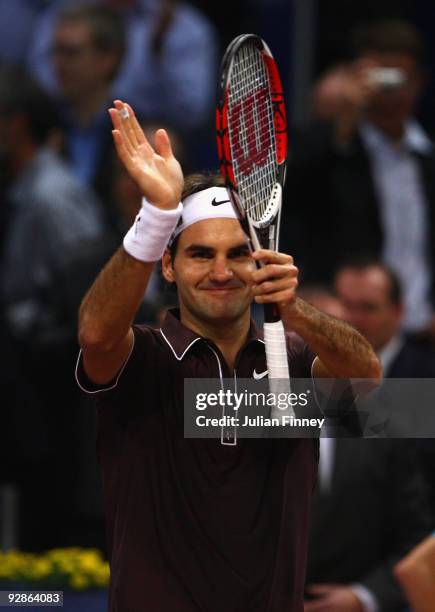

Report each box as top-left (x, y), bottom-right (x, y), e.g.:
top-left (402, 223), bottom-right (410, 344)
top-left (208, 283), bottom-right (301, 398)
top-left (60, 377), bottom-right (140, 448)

top-left (389, 336), bottom-right (435, 378)
top-left (131, 322), bottom-right (186, 360)
top-left (14, 148), bottom-right (104, 236)
top-left (132, 323), bottom-right (163, 348)
top-left (76, 324), bottom-right (168, 397)
top-left (29, 150), bottom-right (97, 204)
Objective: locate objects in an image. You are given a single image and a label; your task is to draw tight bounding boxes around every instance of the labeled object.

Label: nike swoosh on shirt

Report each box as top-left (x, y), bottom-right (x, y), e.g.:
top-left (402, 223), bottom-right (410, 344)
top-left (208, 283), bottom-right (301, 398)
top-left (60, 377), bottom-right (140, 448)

top-left (211, 198), bottom-right (231, 206)
top-left (253, 369), bottom-right (268, 380)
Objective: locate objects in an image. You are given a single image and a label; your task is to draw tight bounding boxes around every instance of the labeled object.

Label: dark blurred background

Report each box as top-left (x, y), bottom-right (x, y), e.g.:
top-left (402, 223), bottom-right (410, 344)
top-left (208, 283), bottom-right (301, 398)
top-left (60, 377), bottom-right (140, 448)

top-left (0, 3), bottom-right (435, 610)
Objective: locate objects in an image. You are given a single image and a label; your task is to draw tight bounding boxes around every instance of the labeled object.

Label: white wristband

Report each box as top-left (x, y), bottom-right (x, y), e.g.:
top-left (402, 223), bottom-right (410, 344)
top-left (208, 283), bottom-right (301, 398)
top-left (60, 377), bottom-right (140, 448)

top-left (123, 197), bottom-right (183, 262)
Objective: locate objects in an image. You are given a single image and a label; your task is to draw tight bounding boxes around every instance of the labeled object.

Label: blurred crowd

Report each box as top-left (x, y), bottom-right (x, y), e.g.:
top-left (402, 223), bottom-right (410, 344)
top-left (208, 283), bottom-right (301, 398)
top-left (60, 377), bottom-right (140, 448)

top-left (286, 18), bottom-right (435, 612)
top-left (0, 5), bottom-right (435, 611)
top-left (0, 0), bottom-right (217, 552)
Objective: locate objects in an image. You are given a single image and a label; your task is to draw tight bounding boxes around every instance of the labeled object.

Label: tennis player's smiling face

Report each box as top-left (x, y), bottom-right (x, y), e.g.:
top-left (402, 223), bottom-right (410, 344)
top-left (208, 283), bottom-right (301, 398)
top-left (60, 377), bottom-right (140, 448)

top-left (162, 218), bottom-right (255, 330)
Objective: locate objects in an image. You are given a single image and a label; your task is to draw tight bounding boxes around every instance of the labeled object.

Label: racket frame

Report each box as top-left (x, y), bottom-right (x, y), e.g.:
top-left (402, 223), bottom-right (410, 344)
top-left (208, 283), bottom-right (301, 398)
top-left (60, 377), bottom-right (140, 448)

top-left (215, 34), bottom-right (295, 442)
top-left (216, 33), bottom-right (288, 318)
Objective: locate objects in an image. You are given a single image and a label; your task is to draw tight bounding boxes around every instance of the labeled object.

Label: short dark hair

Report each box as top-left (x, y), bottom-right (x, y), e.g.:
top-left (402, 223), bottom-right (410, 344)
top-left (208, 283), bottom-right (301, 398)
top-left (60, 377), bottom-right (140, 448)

top-left (169, 173), bottom-right (226, 260)
top-left (58, 3), bottom-right (126, 73)
top-left (335, 255), bottom-right (402, 305)
top-left (350, 19), bottom-right (426, 67)
top-left (181, 173), bottom-right (226, 200)
top-left (0, 63), bottom-right (60, 144)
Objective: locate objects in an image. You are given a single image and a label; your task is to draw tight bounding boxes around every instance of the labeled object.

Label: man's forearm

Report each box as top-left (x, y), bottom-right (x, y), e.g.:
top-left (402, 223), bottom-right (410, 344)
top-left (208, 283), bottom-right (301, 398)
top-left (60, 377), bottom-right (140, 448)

top-left (78, 247), bottom-right (154, 351)
top-left (281, 298), bottom-right (382, 379)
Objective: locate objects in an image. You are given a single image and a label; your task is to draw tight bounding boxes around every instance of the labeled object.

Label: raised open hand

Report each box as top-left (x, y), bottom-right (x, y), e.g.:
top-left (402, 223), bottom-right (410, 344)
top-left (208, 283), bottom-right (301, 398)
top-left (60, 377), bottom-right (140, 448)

top-left (109, 100), bottom-right (184, 210)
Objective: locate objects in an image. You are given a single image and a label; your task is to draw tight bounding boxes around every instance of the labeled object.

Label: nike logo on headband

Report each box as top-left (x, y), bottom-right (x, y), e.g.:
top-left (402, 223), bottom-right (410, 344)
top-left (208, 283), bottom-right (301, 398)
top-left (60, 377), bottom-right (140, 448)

top-left (211, 198), bottom-right (231, 206)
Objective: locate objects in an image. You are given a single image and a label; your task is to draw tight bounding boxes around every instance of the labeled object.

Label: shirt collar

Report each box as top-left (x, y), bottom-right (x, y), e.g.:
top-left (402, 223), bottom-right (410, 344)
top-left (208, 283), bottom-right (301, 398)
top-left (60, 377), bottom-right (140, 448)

top-left (360, 120), bottom-right (433, 155)
top-left (61, 102), bottom-right (110, 133)
top-left (377, 333), bottom-right (405, 374)
top-left (159, 308), bottom-right (264, 361)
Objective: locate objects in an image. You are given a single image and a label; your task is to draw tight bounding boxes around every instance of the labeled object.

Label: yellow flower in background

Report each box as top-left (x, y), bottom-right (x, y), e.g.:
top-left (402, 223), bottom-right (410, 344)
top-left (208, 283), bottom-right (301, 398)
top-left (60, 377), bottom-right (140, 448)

top-left (27, 558), bottom-right (52, 580)
top-left (0, 550), bottom-right (37, 580)
top-left (94, 564), bottom-right (110, 588)
top-left (69, 573), bottom-right (90, 590)
top-left (78, 549), bottom-right (101, 572)
top-left (0, 548), bottom-right (110, 590)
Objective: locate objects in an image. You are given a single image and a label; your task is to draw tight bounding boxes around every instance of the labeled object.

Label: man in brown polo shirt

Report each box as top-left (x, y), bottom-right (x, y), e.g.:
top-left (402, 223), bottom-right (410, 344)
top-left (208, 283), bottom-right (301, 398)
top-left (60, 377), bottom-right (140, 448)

top-left (76, 100), bottom-right (381, 612)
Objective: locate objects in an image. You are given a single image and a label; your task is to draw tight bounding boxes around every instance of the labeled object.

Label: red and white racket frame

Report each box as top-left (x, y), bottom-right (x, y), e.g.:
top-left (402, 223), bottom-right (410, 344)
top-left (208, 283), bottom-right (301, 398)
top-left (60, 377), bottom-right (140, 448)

top-left (216, 34), bottom-right (294, 431)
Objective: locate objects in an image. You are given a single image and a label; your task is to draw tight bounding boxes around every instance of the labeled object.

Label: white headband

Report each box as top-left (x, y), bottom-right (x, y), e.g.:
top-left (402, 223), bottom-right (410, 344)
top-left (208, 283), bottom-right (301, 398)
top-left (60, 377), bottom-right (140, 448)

top-left (169, 186), bottom-right (238, 244)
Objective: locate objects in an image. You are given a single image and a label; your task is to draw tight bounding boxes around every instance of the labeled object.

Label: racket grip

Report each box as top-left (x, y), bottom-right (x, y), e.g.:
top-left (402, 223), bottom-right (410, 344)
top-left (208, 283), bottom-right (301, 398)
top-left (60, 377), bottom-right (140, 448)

top-left (264, 320), bottom-right (294, 420)
top-left (264, 320), bottom-right (290, 379)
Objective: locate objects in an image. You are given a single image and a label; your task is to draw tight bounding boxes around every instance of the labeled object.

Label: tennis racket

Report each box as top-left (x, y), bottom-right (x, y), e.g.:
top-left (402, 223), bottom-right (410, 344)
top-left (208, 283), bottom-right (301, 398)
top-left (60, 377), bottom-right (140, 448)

top-left (216, 34), bottom-right (294, 429)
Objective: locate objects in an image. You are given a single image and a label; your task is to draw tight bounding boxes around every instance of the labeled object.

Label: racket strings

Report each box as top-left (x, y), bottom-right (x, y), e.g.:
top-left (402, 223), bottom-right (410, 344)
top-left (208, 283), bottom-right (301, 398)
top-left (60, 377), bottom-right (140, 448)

top-left (227, 42), bottom-right (277, 223)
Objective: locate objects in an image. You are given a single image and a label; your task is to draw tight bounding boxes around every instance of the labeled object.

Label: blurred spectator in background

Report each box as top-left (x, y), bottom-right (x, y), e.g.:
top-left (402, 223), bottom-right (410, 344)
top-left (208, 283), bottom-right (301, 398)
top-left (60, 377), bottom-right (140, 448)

top-left (0, 0), bottom-right (219, 176)
top-left (27, 0), bottom-right (217, 133)
top-left (0, 62), bottom-right (108, 359)
top-left (334, 259), bottom-right (435, 377)
top-left (334, 259), bottom-right (435, 512)
top-left (0, 0), bottom-right (47, 65)
top-left (297, 284), bottom-right (346, 320)
top-left (51, 4), bottom-right (126, 226)
top-left (284, 19), bottom-right (435, 341)
top-left (24, 0), bottom-right (218, 211)
top-left (306, 437), bottom-right (433, 612)
top-left (0, 63), bottom-right (112, 550)
top-left (302, 279), bottom-right (434, 610)
top-left (394, 532), bottom-right (435, 612)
